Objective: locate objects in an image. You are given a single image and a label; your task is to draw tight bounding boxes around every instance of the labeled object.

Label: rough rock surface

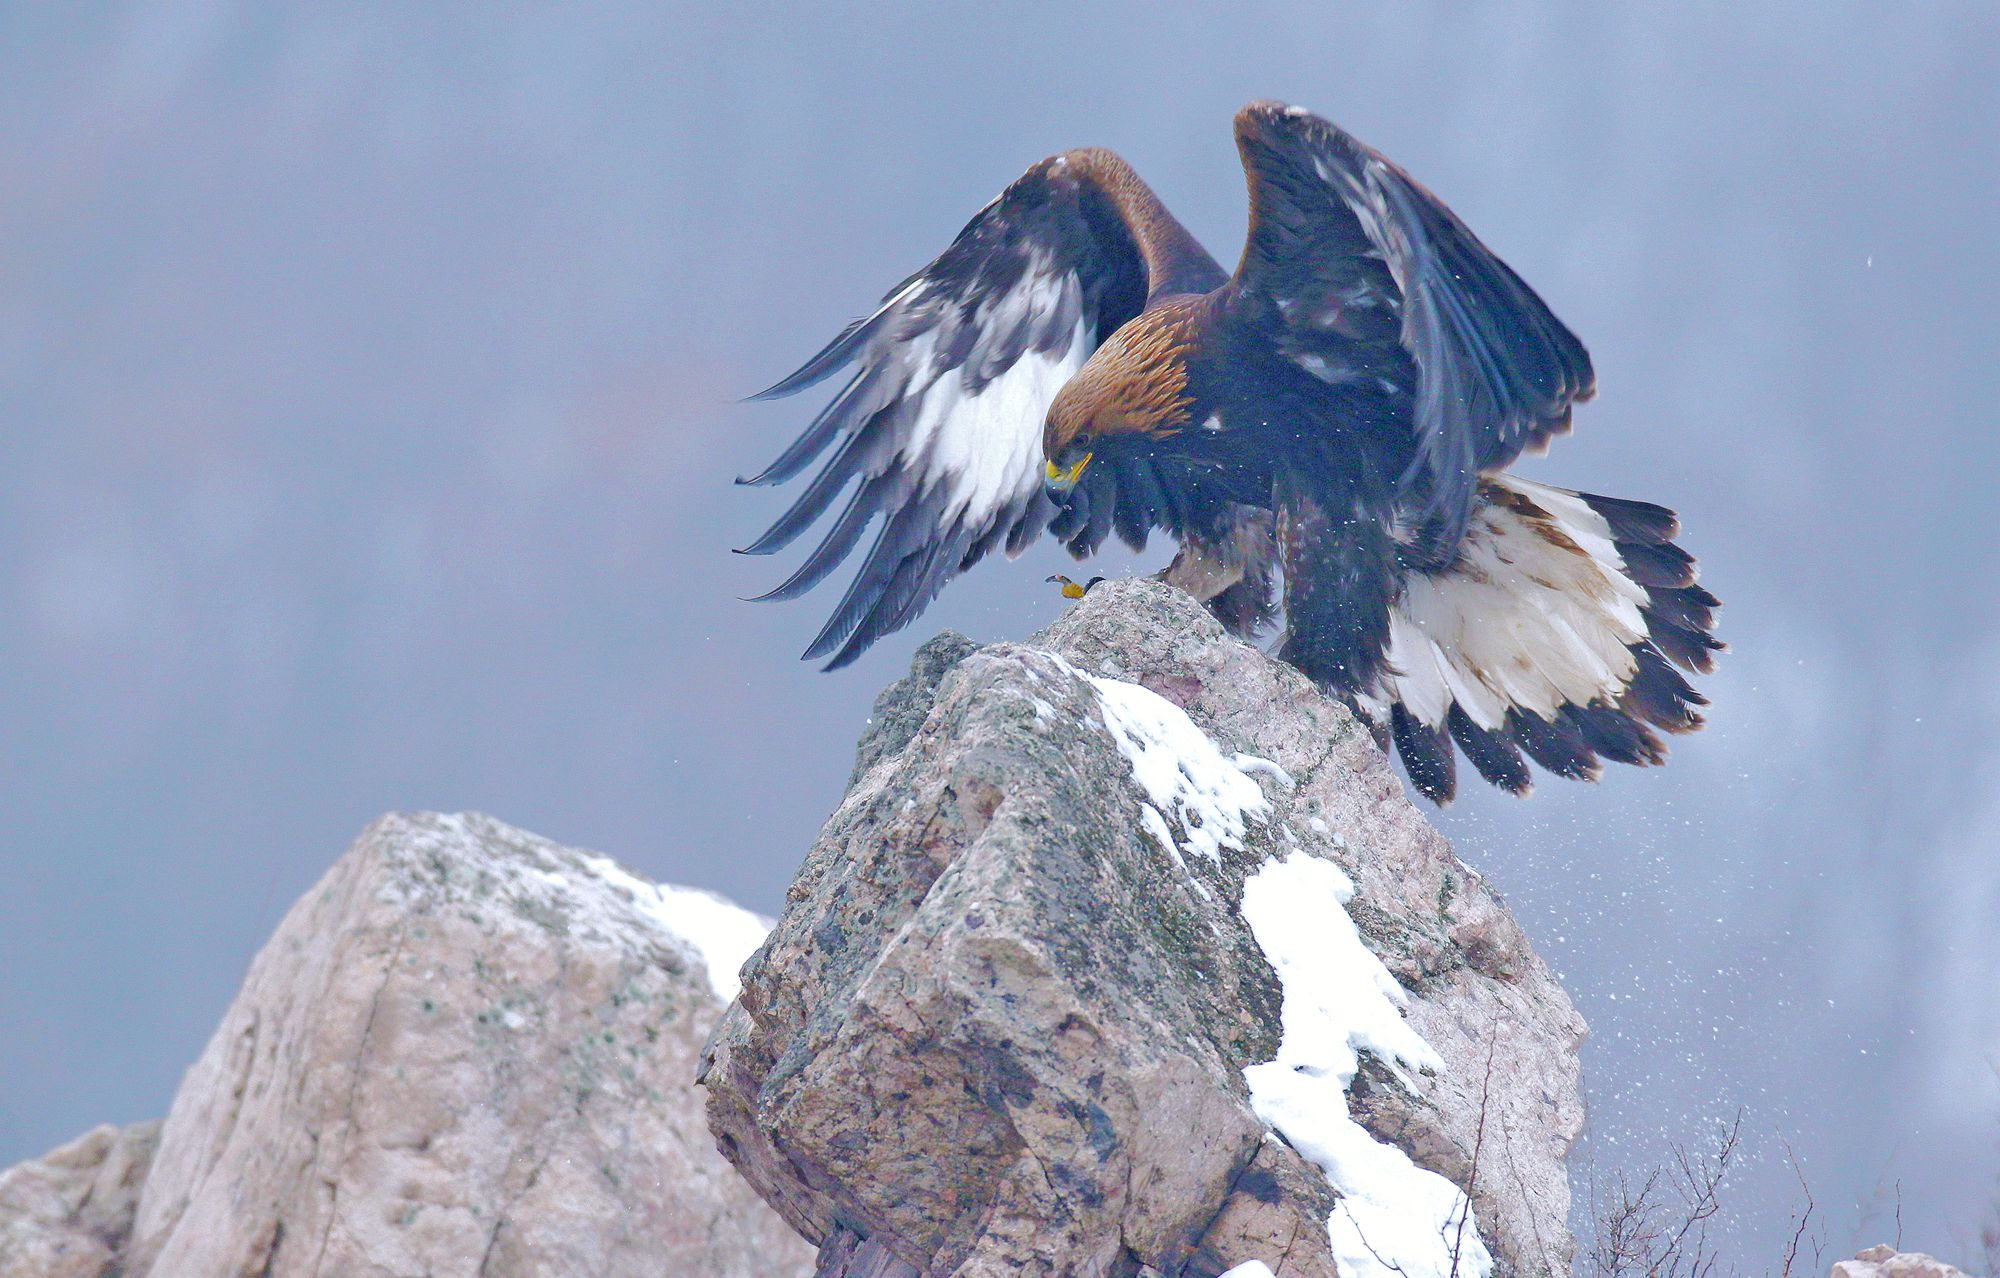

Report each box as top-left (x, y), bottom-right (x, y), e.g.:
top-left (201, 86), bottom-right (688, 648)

top-left (1832, 1246), bottom-right (1979, 1278)
top-left (0, 1121), bottom-right (159, 1278)
top-left (703, 578), bottom-right (1587, 1278)
top-left (118, 811), bottom-right (812, 1278)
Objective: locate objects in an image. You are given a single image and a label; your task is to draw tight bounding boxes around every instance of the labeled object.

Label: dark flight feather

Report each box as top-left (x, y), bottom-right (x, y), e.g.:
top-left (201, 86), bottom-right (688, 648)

top-left (1507, 708), bottom-right (1600, 781)
top-left (1230, 102), bottom-right (1594, 564)
top-left (1448, 706), bottom-right (1533, 796)
top-left (1616, 540), bottom-right (1698, 589)
top-left (1392, 702), bottom-right (1457, 805)
top-left (1579, 490), bottom-right (1681, 544)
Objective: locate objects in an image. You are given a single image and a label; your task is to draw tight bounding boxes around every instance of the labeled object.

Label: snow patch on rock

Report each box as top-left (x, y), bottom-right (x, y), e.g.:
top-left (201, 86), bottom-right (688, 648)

top-left (1084, 672), bottom-right (1277, 864)
top-left (1240, 851), bottom-right (1493, 1278)
top-left (583, 855), bottom-right (772, 1002)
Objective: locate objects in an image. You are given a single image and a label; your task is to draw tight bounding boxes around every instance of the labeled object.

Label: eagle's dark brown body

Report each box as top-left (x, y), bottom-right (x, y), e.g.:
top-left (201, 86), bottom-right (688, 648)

top-left (742, 102), bottom-right (1721, 803)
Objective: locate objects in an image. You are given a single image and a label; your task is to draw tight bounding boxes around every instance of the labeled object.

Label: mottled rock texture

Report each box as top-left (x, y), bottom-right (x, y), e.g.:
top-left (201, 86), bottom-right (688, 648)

top-left (703, 578), bottom-right (1587, 1278)
top-left (114, 811), bottom-right (812, 1278)
top-left (0, 1121), bottom-right (159, 1278)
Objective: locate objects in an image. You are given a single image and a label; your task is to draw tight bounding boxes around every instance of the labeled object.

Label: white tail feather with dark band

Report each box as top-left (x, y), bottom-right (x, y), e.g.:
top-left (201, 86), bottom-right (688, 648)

top-left (1357, 475), bottom-right (1720, 802)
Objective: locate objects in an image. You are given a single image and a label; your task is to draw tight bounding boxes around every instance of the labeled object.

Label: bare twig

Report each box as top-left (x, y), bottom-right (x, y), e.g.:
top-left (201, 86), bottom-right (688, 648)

top-left (1776, 1138), bottom-right (1822, 1278)
top-left (1978, 1061), bottom-right (2000, 1278)
top-left (1578, 1111), bottom-right (1743, 1278)
top-left (1658, 1113), bottom-right (1741, 1270)
top-left (1449, 1023), bottom-right (1502, 1278)
top-left (1341, 1201), bottom-right (1413, 1278)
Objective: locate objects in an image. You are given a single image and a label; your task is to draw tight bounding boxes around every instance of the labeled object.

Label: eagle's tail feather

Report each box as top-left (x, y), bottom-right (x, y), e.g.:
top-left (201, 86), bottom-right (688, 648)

top-left (1354, 474), bottom-right (1721, 804)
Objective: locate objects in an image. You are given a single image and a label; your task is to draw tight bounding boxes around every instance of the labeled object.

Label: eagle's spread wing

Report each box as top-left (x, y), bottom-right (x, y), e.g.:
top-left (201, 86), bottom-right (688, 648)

top-left (742, 152), bottom-right (1193, 668)
top-left (1229, 102), bottom-right (1596, 563)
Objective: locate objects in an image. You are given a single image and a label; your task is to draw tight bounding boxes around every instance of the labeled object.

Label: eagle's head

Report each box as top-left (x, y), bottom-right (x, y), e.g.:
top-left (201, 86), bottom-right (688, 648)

top-left (1043, 307), bottom-right (1199, 495)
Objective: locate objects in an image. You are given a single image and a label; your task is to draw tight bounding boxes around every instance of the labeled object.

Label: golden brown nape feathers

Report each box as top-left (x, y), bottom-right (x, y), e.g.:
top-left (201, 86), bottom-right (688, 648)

top-left (1042, 301), bottom-right (1204, 461)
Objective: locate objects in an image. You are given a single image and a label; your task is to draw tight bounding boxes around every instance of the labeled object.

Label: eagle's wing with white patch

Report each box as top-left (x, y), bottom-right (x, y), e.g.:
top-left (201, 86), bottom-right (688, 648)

top-left (1355, 476), bottom-right (1722, 803)
top-left (1229, 102), bottom-right (1596, 563)
top-left (741, 154), bottom-right (1166, 668)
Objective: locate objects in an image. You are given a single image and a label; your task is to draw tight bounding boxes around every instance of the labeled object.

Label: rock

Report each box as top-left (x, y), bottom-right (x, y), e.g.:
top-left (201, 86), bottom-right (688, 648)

top-left (123, 810), bottom-right (813, 1278)
top-left (852, 630), bottom-right (983, 786)
top-left (703, 578), bottom-right (1587, 1278)
top-left (0, 1120), bottom-right (160, 1278)
top-left (1832, 1246), bottom-right (1977, 1278)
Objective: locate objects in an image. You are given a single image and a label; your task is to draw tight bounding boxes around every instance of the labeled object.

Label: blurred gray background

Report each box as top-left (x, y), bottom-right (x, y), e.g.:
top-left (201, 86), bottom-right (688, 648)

top-left (4, 1), bottom-right (1997, 1265)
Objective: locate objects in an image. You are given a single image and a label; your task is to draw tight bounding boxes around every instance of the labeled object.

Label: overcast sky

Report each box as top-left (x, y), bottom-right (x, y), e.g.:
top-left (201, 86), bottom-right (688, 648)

top-left (3, 1), bottom-right (1997, 1265)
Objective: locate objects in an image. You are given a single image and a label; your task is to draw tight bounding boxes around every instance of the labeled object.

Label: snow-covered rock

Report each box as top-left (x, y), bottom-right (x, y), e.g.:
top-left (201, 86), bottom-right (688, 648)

top-left (1832, 1245), bottom-right (1979, 1278)
top-left (115, 811), bottom-right (811, 1277)
top-left (702, 578), bottom-right (1587, 1278)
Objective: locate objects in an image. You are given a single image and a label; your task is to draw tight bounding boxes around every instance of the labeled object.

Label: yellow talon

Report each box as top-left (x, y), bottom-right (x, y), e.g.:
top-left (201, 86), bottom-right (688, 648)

top-left (1046, 574), bottom-right (1106, 600)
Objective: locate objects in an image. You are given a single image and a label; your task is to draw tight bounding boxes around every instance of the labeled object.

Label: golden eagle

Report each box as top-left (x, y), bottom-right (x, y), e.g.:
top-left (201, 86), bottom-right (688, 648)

top-left (741, 102), bottom-right (1721, 803)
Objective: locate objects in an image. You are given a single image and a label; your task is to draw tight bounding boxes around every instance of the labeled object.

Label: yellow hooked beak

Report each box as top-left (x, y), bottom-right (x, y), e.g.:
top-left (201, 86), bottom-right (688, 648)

top-left (1044, 452), bottom-right (1093, 493)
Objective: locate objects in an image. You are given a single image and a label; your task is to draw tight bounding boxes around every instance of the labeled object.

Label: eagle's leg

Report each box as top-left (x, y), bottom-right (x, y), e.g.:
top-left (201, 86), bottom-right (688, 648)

top-left (1157, 505), bottom-right (1279, 640)
top-left (1271, 471), bottom-right (1398, 699)
top-left (1273, 467), bottom-right (1448, 798)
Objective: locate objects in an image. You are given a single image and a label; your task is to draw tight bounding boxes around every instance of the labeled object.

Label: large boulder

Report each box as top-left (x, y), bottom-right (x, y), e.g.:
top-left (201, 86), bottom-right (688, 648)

top-left (703, 578), bottom-right (1587, 1278)
top-left (119, 811), bottom-right (812, 1278)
